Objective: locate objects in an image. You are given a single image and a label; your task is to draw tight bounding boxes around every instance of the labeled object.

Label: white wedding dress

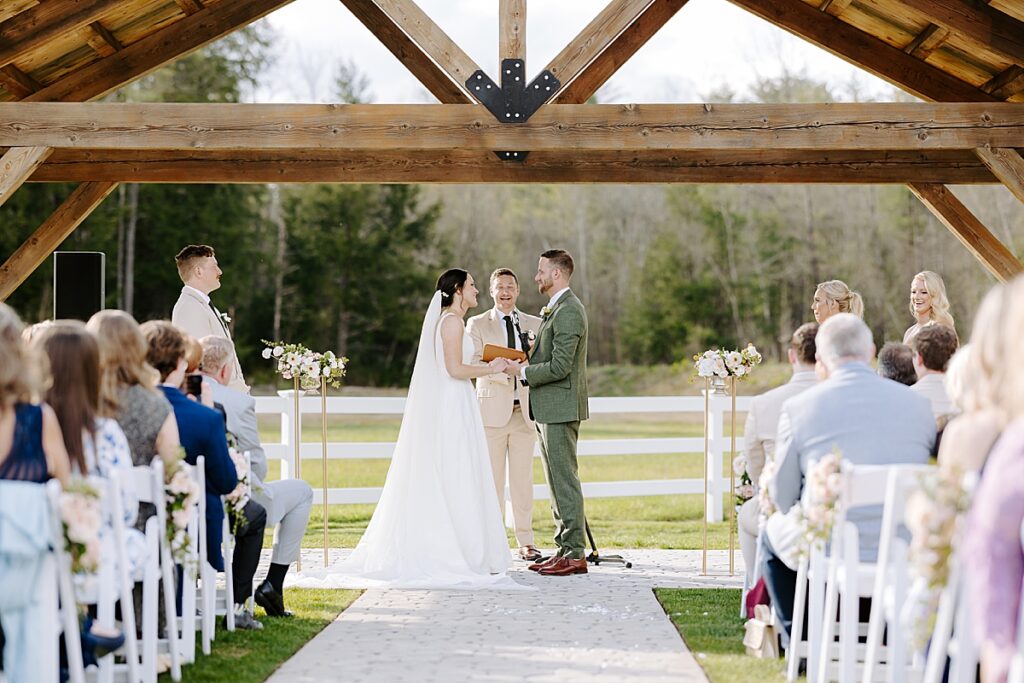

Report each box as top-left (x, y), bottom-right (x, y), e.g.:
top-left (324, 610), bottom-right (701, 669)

top-left (290, 292), bottom-right (520, 590)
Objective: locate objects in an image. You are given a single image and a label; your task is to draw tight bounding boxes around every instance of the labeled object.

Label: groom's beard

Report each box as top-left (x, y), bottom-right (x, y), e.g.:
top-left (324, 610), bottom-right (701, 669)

top-left (537, 279), bottom-right (553, 296)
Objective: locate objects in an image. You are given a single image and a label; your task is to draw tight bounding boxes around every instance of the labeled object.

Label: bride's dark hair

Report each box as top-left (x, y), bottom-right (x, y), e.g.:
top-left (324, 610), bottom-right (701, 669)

top-left (435, 269), bottom-right (469, 306)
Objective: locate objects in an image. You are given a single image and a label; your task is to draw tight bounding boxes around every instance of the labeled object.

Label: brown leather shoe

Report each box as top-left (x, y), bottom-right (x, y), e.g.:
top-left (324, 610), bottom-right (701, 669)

top-left (518, 545), bottom-right (542, 562)
top-left (528, 555), bottom-right (561, 572)
top-left (537, 557), bottom-right (588, 576)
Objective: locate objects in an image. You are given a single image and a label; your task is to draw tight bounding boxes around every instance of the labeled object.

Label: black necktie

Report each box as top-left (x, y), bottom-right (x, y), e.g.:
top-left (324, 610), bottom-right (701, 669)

top-left (504, 315), bottom-right (516, 349)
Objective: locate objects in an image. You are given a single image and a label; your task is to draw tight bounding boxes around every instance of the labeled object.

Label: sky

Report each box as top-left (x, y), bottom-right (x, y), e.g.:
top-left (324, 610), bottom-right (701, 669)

top-left (255, 0), bottom-right (898, 104)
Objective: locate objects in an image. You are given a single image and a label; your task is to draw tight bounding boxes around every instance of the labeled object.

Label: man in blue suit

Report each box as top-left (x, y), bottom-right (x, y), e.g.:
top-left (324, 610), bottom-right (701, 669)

top-left (142, 321), bottom-right (267, 630)
top-left (761, 313), bottom-right (935, 646)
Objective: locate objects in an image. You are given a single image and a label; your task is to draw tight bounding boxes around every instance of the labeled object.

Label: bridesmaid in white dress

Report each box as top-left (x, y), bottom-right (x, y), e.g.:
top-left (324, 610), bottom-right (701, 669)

top-left (293, 270), bottom-right (522, 590)
top-left (903, 270), bottom-right (956, 344)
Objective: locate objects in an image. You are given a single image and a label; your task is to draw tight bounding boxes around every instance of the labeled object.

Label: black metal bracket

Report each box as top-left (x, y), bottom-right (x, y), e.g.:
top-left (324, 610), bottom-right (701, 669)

top-left (465, 58), bottom-right (560, 162)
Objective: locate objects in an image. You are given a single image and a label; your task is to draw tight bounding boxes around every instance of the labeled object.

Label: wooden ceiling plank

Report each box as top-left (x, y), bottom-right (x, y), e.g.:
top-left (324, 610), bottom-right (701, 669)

top-left (723, 0), bottom-right (998, 102)
top-left (544, 0), bottom-right (655, 90)
top-left (909, 182), bottom-right (1022, 282)
top-left (552, 0), bottom-right (690, 104)
top-left (0, 146), bottom-right (51, 208)
top-left (0, 0), bottom-right (123, 71)
top-left (0, 181), bottom-right (117, 301)
top-left (27, 149), bottom-right (999, 185)
top-left (25, 0), bottom-right (299, 102)
top-left (975, 146), bottom-right (1024, 205)
top-left (2, 102), bottom-right (1023, 152)
top-left (85, 21), bottom-right (124, 58)
top-left (0, 64), bottom-right (41, 97)
top-left (818, 0), bottom-right (854, 17)
top-left (499, 0), bottom-right (526, 64)
top-left (338, 0), bottom-right (471, 103)
top-left (904, 23), bottom-right (950, 59)
top-left (982, 65), bottom-right (1024, 99)
top-left (174, 0), bottom-right (206, 15)
top-left (899, 0), bottom-right (1024, 68)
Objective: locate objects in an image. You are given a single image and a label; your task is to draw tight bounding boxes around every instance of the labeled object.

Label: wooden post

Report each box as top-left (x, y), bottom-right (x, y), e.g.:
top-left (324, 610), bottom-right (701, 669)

top-left (0, 181), bottom-right (117, 301)
top-left (499, 0), bottom-right (526, 65)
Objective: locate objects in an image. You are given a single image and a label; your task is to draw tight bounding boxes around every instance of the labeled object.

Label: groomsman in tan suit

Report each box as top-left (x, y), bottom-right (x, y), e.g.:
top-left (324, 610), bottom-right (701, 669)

top-left (171, 244), bottom-right (248, 394)
top-left (467, 268), bottom-right (543, 561)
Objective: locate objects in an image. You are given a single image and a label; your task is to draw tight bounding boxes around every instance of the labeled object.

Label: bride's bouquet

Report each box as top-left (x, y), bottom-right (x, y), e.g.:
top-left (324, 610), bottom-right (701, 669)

top-left (262, 340), bottom-right (348, 390)
top-left (692, 343), bottom-right (763, 380)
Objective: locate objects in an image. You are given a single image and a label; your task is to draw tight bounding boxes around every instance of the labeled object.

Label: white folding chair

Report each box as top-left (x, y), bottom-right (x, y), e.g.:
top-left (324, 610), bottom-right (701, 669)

top-left (45, 480), bottom-right (87, 683)
top-left (787, 534), bottom-right (828, 682)
top-left (92, 472), bottom-right (142, 683)
top-left (1007, 519), bottom-right (1024, 683)
top-left (129, 461), bottom-right (181, 683)
top-left (194, 456), bottom-right (235, 658)
top-left (176, 463), bottom-right (200, 665)
top-left (862, 464), bottom-right (935, 683)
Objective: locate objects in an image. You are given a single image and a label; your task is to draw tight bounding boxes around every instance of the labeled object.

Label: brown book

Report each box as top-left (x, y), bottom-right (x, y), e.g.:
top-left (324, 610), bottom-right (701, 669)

top-left (482, 343), bottom-right (527, 363)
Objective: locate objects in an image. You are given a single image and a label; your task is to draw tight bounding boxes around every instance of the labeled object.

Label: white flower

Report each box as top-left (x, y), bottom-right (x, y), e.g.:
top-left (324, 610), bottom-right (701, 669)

top-left (273, 346), bottom-right (284, 357)
top-left (262, 348), bottom-right (272, 359)
top-left (736, 484), bottom-right (755, 500)
top-left (697, 358), bottom-right (716, 377)
top-left (172, 508), bottom-right (191, 530)
top-left (322, 366), bottom-right (332, 377)
top-left (735, 365), bottom-right (747, 377)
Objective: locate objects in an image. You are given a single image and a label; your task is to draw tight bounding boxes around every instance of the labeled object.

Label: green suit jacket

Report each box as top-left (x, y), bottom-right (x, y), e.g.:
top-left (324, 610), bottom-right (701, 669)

top-left (525, 289), bottom-right (589, 424)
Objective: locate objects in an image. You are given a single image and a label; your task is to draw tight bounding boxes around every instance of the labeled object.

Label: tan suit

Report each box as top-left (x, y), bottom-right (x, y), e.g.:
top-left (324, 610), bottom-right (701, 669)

top-left (171, 286), bottom-right (247, 394)
top-left (466, 307), bottom-right (541, 547)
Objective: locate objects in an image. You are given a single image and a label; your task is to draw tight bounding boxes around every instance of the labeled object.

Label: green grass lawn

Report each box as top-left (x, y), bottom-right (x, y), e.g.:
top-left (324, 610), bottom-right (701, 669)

top-left (256, 412), bottom-right (745, 551)
top-left (161, 589), bottom-right (360, 683)
top-left (656, 588), bottom-right (789, 683)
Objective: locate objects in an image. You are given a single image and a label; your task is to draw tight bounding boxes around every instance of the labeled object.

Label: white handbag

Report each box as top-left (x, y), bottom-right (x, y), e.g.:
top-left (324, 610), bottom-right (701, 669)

top-left (743, 604), bottom-right (780, 659)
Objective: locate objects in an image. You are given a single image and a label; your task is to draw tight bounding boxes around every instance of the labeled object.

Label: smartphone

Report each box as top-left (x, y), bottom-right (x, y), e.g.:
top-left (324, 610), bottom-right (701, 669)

top-left (185, 373), bottom-right (203, 397)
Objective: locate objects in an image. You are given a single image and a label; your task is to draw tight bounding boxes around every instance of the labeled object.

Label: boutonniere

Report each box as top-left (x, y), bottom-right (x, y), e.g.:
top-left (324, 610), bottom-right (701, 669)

top-left (540, 306), bottom-right (552, 319)
top-left (218, 310), bottom-right (232, 325)
top-left (526, 329), bottom-right (537, 342)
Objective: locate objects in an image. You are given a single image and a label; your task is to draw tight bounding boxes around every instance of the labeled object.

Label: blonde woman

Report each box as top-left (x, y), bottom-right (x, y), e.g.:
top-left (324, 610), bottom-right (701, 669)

top-left (903, 271), bottom-right (955, 344)
top-left (811, 280), bottom-right (864, 323)
top-left (86, 310), bottom-right (181, 470)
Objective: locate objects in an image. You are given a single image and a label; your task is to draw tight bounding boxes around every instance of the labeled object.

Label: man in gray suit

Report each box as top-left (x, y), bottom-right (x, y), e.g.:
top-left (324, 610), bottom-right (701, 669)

top-left (199, 336), bottom-right (313, 617)
top-left (761, 313), bottom-right (935, 645)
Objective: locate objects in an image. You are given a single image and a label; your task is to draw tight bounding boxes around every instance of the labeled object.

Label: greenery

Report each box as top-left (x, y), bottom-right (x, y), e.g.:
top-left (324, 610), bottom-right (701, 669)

top-left (162, 588), bottom-right (360, 683)
top-left (656, 588), bottom-right (790, 683)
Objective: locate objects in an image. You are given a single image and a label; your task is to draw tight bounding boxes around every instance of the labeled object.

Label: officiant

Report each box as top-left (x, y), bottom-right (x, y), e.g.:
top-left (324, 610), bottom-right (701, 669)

top-left (467, 269), bottom-right (543, 562)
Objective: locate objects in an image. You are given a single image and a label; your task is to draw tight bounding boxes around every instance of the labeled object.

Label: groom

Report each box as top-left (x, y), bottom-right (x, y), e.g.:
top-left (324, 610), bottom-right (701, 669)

top-left (507, 249), bottom-right (590, 577)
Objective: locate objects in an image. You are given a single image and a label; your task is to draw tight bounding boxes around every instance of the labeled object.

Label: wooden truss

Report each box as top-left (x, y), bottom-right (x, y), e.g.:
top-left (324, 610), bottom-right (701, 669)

top-left (0, 0), bottom-right (1022, 298)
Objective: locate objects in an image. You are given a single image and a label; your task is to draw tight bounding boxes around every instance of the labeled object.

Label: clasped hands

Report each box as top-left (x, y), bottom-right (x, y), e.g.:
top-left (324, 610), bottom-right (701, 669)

top-left (486, 357), bottom-right (528, 377)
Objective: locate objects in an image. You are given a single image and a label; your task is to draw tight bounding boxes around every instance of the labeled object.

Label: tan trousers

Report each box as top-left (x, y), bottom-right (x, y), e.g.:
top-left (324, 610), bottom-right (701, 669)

top-left (485, 405), bottom-right (536, 547)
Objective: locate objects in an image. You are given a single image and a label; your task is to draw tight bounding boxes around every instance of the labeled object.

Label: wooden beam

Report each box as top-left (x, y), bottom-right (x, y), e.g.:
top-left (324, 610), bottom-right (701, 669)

top-left (982, 65), bottom-right (1024, 100)
top-left (899, 0), bottom-right (1024, 67)
top-left (0, 0), bottom-right (123, 71)
top-left (26, 149), bottom-right (999, 185)
top-left (904, 24), bottom-right (949, 60)
top-left (909, 182), bottom-right (1022, 282)
top-left (552, 0), bottom-right (690, 104)
top-left (25, 0), bottom-right (298, 103)
top-left (975, 147), bottom-right (1024, 205)
top-left (340, 0), bottom-right (481, 103)
top-left (174, 0), bottom-right (205, 14)
top-left (2, 102), bottom-right (1023, 152)
top-left (85, 21), bottom-right (124, 58)
top-left (818, 0), bottom-right (853, 17)
top-left (0, 146), bottom-right (50, 208)
top-left (0, 64), bottom-right (40, 98)
top-left (338, 0), bottom-right (471, 103)
top-left (544, 0), bottom-right (655, 94)
top-left (0, 181), bottom-right (117, 301)
top-left (499, 0), bottom-right (526, 64)
top-left (723, 0), bottom-right (999, 102)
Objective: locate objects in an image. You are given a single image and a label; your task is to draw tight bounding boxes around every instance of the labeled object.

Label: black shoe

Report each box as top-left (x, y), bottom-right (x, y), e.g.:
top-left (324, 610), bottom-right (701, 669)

top-left (255, 579), bottom-right (292, 617)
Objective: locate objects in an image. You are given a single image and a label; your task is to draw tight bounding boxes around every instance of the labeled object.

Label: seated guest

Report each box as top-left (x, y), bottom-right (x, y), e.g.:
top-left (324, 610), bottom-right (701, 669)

top-left (939, 284), bottom-right (1010, 474)
top-left (965, 276), bottom-right (1024, 683)
top-left (877, 342), bottom-right (917, 387)
top-left (199, 336), bottom-right (313, 617)
top-left (908, 323), bottom-right (958, 423)
top-left (141, 321), bottom-right (266, 630)
top-left (811, 280), bottom-right (864, 324)
top-left (738, 323), bottom-right (818, 586)
top-left (761, 313), bottom-right (934, 646)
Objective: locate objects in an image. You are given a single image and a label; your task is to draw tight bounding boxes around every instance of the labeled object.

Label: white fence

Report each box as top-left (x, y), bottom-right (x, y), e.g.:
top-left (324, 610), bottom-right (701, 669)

top-left (255, 391), bottom-right (751, 523)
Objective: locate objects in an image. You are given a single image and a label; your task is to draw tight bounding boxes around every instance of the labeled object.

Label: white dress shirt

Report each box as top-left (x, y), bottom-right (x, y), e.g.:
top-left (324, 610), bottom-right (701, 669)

top-left (496, 308), bottom-right (523, 399)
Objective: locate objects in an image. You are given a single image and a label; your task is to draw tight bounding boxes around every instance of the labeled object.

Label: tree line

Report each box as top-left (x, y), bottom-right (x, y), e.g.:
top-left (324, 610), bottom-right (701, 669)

top-left (2, 27), bottom-right (1019, 386)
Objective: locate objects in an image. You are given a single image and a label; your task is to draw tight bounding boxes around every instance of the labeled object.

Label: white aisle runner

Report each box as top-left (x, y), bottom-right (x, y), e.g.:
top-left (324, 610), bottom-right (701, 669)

top-left (265, 549), bottom-right (741, 683)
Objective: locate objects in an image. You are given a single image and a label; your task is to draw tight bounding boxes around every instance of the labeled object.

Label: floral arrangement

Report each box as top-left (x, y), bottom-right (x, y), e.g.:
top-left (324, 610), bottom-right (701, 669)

top-left (732, 454), bottom-right (755, 505)
top-left (758, 456), bottom-right (778, 517)
top-left (692, 343), bottom-right (763, 380)
top-left (59, 481), bottom-right (103, 574)
top-left (262, 340), bottom-right (348, 390)
top-left (165, 456), bottom-right (201, 566)
top-left (224, 446), bottom-right (251, 535)
top-left (901, 467), bottom-right (973, 651)
top-left (797, 449), bottom-right (844, 553)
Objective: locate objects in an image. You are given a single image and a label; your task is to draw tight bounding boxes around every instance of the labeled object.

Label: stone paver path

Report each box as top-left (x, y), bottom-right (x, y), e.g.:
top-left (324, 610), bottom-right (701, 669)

top-left (263, 549), bottom-right (742, 683)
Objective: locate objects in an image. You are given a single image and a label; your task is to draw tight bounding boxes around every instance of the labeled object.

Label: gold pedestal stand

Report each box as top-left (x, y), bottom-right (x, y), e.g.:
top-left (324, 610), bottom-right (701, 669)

top-left (320, 377), bottom-right (330, 567)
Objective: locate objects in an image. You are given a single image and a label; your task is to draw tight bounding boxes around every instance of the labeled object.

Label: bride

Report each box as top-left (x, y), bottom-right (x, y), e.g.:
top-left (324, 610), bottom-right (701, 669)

top-left (292, 269), bottom-right (522, 589)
